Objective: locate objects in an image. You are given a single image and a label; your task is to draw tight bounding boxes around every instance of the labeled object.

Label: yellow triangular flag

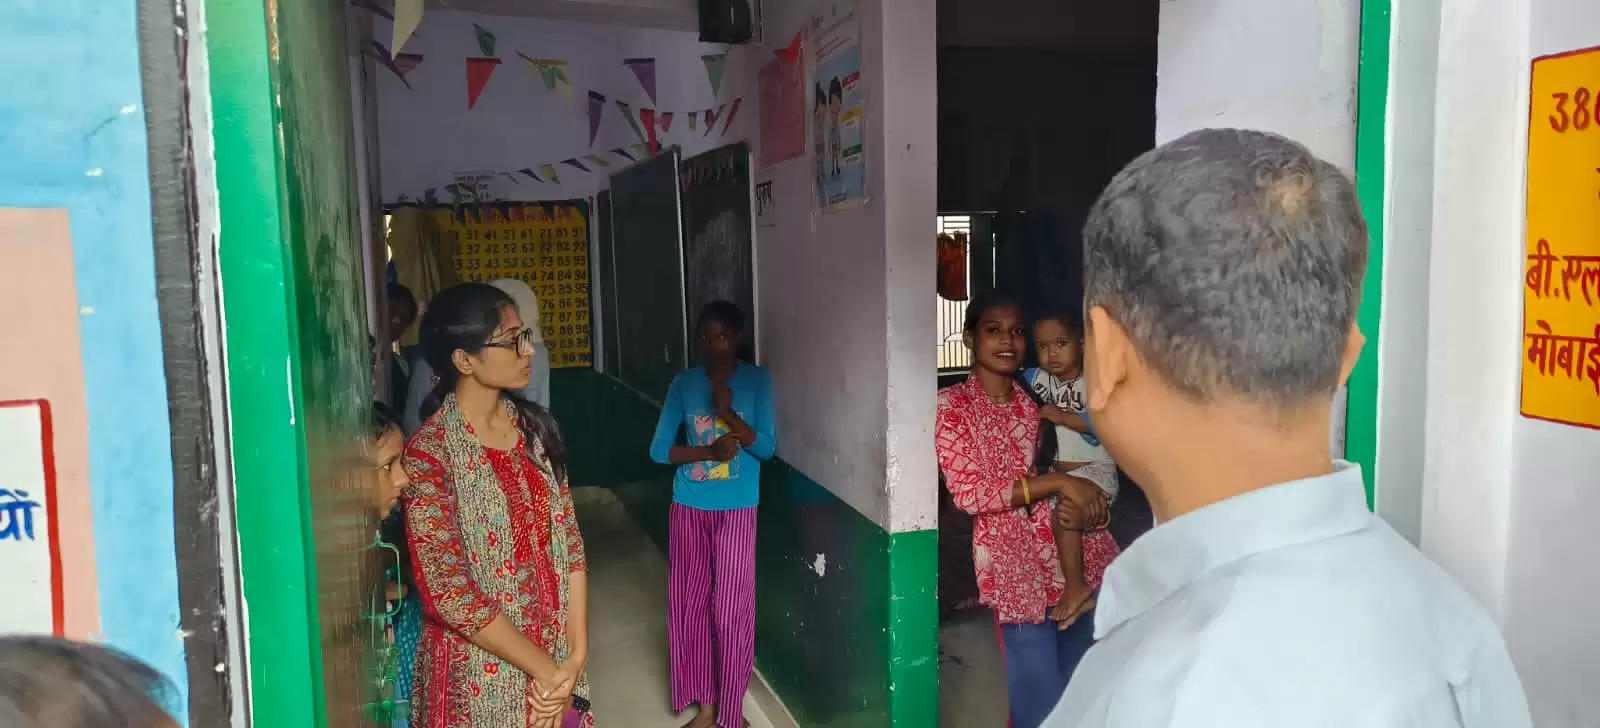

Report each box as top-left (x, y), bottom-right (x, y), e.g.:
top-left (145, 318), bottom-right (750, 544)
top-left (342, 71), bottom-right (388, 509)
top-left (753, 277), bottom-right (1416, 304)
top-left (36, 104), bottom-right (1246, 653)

top-left (392, 0), bottom-right (422, 57)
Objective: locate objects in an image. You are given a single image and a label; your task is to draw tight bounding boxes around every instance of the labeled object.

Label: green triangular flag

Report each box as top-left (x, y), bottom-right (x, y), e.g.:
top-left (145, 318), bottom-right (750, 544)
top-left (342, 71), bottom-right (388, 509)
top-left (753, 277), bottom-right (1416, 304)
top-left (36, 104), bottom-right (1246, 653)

top-left (701, 53), bottom-right (728, 96)
top-left (473, 23), bottom-right (496, 57)
top-left (616, 100), bottom-right (646, 143)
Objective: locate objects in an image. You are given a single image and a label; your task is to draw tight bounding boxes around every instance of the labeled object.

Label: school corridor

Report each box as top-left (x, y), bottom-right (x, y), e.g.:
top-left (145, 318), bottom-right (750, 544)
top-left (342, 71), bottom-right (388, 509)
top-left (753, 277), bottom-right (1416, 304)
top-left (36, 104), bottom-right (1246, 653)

top-left (3, 0), bottom-right (1600, 726)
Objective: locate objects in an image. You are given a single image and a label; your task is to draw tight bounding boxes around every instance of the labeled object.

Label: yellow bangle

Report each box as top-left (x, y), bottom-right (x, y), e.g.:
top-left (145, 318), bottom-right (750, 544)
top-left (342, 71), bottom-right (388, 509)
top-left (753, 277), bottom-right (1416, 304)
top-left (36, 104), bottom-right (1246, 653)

top-left (1021, 477), bottom-right (1031, 506)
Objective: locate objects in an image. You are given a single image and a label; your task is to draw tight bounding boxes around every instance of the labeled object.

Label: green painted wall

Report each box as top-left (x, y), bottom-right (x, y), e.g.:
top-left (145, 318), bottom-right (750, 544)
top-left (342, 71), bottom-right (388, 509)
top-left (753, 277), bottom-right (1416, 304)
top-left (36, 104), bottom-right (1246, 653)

top-left (209, 0), bottom-right (379, 725)
top-left (554, 370), bottom-right (939, 726)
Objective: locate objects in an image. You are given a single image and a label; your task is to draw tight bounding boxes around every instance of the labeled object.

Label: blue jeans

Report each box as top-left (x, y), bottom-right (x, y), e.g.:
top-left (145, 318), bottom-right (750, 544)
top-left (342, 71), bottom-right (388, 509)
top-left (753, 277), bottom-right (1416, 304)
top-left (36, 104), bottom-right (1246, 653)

top-left (998, 610), bottom-right (1096, 728)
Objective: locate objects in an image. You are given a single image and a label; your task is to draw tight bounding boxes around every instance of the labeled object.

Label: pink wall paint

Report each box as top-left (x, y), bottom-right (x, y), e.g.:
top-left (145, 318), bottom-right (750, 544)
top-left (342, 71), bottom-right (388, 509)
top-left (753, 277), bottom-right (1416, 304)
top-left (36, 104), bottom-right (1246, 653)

top-left (0, 208), bottom-right (100, 638)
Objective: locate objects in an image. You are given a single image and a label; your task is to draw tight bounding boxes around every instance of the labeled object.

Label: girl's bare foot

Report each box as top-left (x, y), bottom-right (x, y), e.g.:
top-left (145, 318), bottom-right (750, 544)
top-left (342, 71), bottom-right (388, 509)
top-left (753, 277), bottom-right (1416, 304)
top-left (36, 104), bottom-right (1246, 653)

top-left (681, 704), bottom-right (717, 728)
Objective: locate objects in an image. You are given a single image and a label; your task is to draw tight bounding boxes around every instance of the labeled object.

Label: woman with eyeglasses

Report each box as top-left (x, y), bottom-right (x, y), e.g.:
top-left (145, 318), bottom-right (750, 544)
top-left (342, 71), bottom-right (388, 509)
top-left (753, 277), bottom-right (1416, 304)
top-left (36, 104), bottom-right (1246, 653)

top-left (403, 282), bottom-right (593, 728)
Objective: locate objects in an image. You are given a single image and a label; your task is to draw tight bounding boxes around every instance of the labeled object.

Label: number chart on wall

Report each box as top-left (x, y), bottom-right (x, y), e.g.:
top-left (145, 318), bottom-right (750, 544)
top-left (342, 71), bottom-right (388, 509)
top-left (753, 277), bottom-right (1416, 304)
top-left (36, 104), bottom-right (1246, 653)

top-left (431, 201), bottom-right (593, 369)
top-left (1522, 45), bottom-right (1600, 428)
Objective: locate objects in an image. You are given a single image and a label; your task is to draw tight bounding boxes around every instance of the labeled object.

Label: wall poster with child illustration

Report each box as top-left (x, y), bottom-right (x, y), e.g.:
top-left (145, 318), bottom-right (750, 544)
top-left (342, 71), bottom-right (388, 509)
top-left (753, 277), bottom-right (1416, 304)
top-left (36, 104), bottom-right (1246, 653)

top-left (428, 201), bottom-right (593, 368)
top-left (809, 0), bottom-right (867, 211)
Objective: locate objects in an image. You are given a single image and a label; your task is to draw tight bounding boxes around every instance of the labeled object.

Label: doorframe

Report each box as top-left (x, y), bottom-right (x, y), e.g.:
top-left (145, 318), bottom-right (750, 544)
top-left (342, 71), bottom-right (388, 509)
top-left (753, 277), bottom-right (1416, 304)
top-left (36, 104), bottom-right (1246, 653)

top-left (1348, 0), bottom-right (1392, 508)
top-left (203, 0), bottom-right (326, 724)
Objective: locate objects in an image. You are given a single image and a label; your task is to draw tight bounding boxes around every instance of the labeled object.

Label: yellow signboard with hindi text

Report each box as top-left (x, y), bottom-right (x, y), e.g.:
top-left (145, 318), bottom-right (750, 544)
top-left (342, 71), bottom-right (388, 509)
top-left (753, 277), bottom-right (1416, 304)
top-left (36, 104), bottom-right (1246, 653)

top-left (1522, 45), bottom-right (1600, 429)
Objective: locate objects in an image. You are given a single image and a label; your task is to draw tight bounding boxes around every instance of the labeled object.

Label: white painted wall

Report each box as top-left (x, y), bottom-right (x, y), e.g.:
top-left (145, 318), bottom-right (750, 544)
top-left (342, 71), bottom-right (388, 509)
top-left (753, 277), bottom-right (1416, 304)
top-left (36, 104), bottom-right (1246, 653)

top-left (753, 0), bottom-right (935, 533)
top-left (1395, 0), bottom-right (1600, 723)
top-left (1156, 0), bottom-right (1359, 170)
top-left (375, 10), bottom-right (757, 203)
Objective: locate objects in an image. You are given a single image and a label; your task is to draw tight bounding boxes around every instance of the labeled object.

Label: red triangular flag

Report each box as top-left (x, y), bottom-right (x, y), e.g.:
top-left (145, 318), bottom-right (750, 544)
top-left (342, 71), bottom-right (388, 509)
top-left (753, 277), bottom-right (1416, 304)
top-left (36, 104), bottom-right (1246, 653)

top-left (465, 57), bottom-right (502, 110)
top-left (659, 112), bottom-right (675, 133)
top-left (776, 31), bottom-right (802, 63)
top-left (702, 105), bottom-right (724, 137)
top-left (640, 108), bottom-right (660, 156)
top-left (721, 97), bottom-right (743, 134)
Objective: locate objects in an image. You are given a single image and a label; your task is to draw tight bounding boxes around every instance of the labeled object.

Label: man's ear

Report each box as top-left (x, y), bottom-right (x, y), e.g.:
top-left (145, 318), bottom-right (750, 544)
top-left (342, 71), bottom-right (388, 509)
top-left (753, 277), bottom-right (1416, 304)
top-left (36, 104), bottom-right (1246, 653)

top-left (1084, 305), bottom-right (1131, 412)
top-left (1336, 323), bottom-right (1366, 389)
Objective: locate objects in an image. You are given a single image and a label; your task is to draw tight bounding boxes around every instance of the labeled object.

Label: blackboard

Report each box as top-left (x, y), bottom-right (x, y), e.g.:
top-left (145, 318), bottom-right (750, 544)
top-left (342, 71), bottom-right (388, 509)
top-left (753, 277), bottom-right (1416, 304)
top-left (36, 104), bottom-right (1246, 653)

top-left (608, 150), bottom-right (687, 401)
top-left (679, 142), bottom-right (756, 361)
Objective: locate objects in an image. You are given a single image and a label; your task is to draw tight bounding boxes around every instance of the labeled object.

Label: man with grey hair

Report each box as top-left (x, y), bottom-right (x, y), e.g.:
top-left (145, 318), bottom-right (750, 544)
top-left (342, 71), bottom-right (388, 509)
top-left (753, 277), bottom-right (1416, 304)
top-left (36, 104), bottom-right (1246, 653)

top-left (1042, 130), bottom-right (1530, 727)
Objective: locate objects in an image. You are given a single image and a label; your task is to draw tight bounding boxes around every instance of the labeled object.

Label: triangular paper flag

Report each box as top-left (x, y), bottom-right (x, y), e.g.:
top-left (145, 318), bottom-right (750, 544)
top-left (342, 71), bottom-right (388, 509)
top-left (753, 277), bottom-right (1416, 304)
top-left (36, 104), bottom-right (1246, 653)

top-left (688, 111), bottom-right (698, 131)
top-left (703, 104), bottom-right (726, 137)
top-left (518, 53), bottom-right (573, 104)
top-left (562, 158), bottom-right (590, 173)
top-left (473, 23), bottom-right (497, 57)
top-left (393, 52), bottom-right (423, 76)
top-left (518, 167), bottom-right (542, 182)
top-left (392, 0), bottom-right (422, 57)
top-left (616, 101), bottom-right (645, 143)
top-left (539, 164), bottom-right (560, 184)
top-left (722, 97), bottom-right (743, 134)
top-left (776, 31), bottom-right (802, 63)
top-left (622, 57), bottom-right (658, 104)
top-left (640, 108), bottom-right (659, 155)
top-left (587, 91), bottom-right (606, 147)
top-left (611, 147), bottom-right (635, 162)
top-left (500, 172), bottom-right (519, 185)
top-left (465, 57), bottom-right (501, 110)
top-left (658, 112), bottom-right (675, 133)
top-left (632, 143), bottom-right (651, 158)
top-left (701, 53), bottom-right (728, 96)
top-left (368, 42), bottom-right (419, 89)
top-left (584, 154), bottom-right (611, 169)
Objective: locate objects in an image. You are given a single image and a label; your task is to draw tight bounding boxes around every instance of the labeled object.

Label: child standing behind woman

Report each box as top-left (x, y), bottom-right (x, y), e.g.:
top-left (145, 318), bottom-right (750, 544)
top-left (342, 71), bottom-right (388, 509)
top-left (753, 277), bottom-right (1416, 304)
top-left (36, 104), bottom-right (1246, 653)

top-left (649, 301), bottom-right (776, 728)
top-left (935, 291), bottom-right (1114, 728)
top-left (1024, 307), bottom-right (1121, 628)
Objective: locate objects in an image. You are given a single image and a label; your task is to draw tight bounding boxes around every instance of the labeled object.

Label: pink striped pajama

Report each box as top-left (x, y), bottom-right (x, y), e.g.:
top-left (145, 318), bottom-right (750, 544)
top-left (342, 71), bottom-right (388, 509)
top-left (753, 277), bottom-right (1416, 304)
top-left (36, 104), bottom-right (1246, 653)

top-left (669, 502), bottom-right (758, 728)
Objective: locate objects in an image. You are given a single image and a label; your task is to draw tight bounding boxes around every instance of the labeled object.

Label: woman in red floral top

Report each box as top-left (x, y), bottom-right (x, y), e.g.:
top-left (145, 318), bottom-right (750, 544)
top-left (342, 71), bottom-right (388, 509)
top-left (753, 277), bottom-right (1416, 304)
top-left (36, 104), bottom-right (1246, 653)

top-left (404, 283), bottom-right (593, 728)
top-left (935, 291), bottom-right (1117, 728)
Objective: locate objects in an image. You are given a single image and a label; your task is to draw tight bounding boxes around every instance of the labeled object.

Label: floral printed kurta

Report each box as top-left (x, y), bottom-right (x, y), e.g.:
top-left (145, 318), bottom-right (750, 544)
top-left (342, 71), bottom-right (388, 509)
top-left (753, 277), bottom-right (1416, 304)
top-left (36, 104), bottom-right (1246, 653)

top-left (403, 400), bottom-right (591, 728)
top-left (935, 375), bottom-right (1118, 624)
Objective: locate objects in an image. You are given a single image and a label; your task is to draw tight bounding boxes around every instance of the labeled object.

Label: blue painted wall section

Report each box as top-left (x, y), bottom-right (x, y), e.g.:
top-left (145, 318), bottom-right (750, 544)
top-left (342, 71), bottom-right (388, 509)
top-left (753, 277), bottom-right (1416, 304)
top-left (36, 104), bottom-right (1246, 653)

top-left (0, 0), bottom-right (187, 719)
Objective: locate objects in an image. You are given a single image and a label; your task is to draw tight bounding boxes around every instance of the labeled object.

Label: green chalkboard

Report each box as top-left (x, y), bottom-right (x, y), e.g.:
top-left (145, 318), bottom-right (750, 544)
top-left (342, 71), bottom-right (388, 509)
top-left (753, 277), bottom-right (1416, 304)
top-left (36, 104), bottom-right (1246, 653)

top-left (607, 149), bottom-right (686, 401)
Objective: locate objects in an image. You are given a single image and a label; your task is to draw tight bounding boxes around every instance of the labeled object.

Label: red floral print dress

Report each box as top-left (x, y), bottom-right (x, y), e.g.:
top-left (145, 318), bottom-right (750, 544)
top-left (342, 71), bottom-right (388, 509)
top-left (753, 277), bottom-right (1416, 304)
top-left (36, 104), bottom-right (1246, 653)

top-left (403, 397), bottom-right (592, 728)
top-left (935, 375), bottom-right (1119, 624)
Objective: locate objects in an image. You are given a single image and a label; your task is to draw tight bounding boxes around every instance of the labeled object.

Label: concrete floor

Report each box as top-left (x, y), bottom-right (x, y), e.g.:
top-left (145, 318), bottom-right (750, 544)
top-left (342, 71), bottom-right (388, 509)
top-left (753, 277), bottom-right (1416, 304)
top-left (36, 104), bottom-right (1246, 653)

top-left (573, 487), bottom-right (789, 728)
top-left (939, 608), bottom-right (1007, 726)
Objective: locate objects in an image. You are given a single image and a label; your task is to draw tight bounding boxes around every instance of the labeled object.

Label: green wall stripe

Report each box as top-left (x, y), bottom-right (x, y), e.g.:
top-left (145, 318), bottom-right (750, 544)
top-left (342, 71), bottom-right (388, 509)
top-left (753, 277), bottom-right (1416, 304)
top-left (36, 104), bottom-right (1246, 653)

top-left (204, 0), bottom-right (323, 723)
top-left (1350, 0), bottom-right (1392, 508)
top-left (885, 530), bottom-right (939, 727)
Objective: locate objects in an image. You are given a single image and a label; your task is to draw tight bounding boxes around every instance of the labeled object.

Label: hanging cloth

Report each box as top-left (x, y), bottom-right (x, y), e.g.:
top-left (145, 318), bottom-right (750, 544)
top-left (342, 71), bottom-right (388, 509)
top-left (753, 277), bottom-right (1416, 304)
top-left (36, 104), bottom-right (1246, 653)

top-left (937, 231), bottom-right (969, 302)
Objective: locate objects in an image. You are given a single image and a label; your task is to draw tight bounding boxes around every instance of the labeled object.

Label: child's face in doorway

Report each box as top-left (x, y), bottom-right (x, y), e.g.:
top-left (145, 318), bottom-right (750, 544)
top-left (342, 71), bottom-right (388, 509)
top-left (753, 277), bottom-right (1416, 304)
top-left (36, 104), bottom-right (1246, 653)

top-left (1034, 318), bottom-right (1082, 380)
top-left (965, 303), bottom-right (1025, 377)
top-left (698, 320), bottom-right (741, 366)
top-left (371, 425), bottom-right (409, 515)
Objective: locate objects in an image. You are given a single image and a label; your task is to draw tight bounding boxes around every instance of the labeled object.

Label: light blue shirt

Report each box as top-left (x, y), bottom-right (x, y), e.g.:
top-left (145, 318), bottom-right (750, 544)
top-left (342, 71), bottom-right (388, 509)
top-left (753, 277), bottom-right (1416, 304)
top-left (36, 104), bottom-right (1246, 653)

top-left (649, 363), bottom-right (776, 511)
top-left (1044, 462), bottom-right (1531, 728)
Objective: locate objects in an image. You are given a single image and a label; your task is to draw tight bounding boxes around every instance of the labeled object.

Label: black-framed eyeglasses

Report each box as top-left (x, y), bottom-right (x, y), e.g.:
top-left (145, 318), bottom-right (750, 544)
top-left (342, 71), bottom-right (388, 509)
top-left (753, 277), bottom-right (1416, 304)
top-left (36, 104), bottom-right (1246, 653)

top-left (482, 328), bottom-right (536, 357)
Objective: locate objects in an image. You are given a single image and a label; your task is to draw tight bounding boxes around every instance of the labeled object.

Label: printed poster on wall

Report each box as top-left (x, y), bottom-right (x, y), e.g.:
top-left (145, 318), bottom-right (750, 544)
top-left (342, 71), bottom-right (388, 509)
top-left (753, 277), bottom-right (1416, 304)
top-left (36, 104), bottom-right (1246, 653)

top-left (431, 202), bottom-right (593, 368)
top-left (0, 400), bottom-right (62, 636)
top-left (1520, 45), bottom-right (1600, 428)
top-left (758, 55), bottom-right (805, 166)
top-left (809, 0), bottom-right (867, 210)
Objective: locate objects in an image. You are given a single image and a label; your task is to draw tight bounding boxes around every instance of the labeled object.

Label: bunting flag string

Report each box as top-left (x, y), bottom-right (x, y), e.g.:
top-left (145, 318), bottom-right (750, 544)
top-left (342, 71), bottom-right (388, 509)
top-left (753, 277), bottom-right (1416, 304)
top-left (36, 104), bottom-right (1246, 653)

top-left (561, 158), bottom-right (590, 173)
top-left (539, 163), bottom-right (560, 184)
top-left (518, 167), bottom-right (543, 182)
top-left (622, 57), bottom-right (657, 104)
top-left (610, 147), bottom-right (635, 162)
top-left (702, 103), bottom-right (727, 137)
top-left (701, 53), bottom-right (728, 97)
top-left (583, 154), bottom-right (611, 169)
